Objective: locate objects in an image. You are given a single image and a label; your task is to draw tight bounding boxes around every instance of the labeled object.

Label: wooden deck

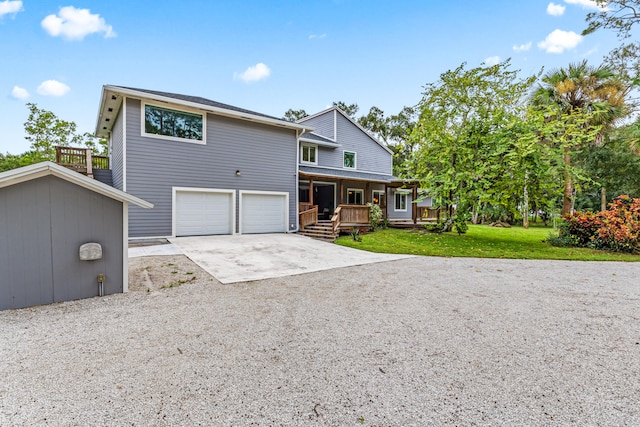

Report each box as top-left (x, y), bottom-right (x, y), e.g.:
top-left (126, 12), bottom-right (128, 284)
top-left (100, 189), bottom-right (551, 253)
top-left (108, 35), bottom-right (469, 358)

top-left (55, 146), bottom-right (109, 177)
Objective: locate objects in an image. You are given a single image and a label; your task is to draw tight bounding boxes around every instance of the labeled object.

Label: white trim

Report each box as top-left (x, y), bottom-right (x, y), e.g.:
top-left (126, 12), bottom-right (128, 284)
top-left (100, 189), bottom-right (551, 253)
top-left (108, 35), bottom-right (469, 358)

top-left (238, 190), bottom-right (289, 235)
top-left (334, 109), bottom-right (338, 140)
top-left (122, 97), bottom-right (127, 192)
top-left (394, 191), bottom-right (408, 212)
top-left (300, 142), bottom-right (318, 165)
top-left (372, 189), bottom-right (385, 205)
top-left (295, 129), bottom-right (300, 232)
top-left (122, 202), bottom-right (129, 293)
top-left (346, 188), bottom-right (364, 205)
top-left (99, 85), bottom-right (311, 134)
top-left (141, 101), bottom-right (206, 145)
top-left (0, 162), bottom-right (152, 208)
top-left (299, 136), bottom-right (340, 148)
top-left (172, 187), bottom-right (236, 237)
top-left (300, 164), bottom-right (394, 177)
top-left (343, 150), bottom-right (357, 169)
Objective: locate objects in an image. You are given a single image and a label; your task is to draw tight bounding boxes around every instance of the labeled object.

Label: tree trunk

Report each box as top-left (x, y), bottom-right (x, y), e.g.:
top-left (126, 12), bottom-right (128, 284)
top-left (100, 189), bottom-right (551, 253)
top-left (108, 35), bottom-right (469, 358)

top-left (562, 148), bottom-right (573, 217)
top-left (523, 171), bottom-right (529, 229)
top-left (601, 186), bottom-right (607, 212)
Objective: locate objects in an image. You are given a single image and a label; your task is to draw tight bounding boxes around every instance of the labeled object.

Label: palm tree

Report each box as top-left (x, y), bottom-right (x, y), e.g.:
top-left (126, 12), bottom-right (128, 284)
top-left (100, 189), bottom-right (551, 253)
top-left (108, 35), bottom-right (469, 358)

top-left (532, 60), bottom-right (627, 215)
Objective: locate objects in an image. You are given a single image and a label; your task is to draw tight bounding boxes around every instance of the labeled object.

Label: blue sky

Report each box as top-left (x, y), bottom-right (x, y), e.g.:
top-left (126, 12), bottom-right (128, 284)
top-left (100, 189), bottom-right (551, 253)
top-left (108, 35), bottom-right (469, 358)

top-left (1, 0), bottom-right (622, 154)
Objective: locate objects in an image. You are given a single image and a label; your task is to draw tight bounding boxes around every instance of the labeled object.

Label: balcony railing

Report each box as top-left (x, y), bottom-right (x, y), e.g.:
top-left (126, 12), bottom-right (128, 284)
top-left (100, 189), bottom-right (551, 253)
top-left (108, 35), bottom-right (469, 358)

top-left (55, 146), bottom-right (109, 176)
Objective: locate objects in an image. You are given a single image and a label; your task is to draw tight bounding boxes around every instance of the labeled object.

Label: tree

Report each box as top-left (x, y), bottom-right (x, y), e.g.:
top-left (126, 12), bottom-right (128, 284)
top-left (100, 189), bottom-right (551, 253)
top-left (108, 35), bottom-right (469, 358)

top-left (531, 61), bottom-right (627, 214)
top-left (282, 108), bottom-right (308, 122)
top-left (408, 60), bottom-right (540, 230)
top-left (583, 0), bottom-right (640, 39)
top-left (23, 103), bottom-right (107, 162)
top-left (332, 101), bottom-right (359, 118)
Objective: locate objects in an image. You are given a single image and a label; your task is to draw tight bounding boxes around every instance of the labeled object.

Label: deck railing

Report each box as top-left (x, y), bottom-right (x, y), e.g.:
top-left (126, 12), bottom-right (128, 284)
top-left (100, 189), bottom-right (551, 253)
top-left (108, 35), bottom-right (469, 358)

top-left (418, 207), bottom-right (444, 222)
top-left (299, 205), bottom-right (319, 229)
top-left (55, 146), bottom-right (109, 176)
top-left (331, 204), bottom-right (370, 233)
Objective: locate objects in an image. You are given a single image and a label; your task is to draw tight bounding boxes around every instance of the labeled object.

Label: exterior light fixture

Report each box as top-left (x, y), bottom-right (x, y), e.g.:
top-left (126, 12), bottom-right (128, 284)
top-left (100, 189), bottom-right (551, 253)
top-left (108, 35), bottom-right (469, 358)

top-left (235, 170), bottom-right (241, 176)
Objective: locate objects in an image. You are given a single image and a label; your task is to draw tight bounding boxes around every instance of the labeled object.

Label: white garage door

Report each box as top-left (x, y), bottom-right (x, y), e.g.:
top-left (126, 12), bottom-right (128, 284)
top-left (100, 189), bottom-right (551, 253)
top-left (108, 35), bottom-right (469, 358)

top-left (175, 189), bottom-right (234, 236)
top-left (240, 191), bottom-right (288, 234)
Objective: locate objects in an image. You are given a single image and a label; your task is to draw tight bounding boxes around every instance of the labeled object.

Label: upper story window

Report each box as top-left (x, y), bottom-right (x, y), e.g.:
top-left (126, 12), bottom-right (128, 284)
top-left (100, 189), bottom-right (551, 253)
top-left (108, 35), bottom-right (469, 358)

top-left (143, 103), bottom-right (204, 144)
top-left (343, 151), bottom-right (356, 169)
top-left (301, 143), bottom-right (317, 165)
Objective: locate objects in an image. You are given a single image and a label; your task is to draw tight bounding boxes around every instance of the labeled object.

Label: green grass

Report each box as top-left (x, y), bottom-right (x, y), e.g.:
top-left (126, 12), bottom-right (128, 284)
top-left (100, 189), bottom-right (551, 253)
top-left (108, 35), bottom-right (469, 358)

top-left (336, 224), bottom-right (640, 262)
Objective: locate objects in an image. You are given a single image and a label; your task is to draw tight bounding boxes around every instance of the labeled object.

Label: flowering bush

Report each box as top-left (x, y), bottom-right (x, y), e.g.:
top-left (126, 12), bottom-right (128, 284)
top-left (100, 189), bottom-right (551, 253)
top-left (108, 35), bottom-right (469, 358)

top-left (564, 195), bottom-right (640, 254)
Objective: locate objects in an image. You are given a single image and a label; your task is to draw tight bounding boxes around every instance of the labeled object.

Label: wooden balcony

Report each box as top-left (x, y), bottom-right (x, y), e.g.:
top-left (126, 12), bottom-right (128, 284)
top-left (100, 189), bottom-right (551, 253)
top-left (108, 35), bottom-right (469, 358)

top-left (55, 146), bottom-right (109, 177)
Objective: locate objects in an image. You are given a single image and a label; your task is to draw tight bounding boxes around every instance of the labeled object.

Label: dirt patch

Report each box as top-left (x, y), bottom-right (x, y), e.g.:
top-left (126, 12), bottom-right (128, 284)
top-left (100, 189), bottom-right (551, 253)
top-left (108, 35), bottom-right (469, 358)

top-left (128, 254), bottom-right (217, 292)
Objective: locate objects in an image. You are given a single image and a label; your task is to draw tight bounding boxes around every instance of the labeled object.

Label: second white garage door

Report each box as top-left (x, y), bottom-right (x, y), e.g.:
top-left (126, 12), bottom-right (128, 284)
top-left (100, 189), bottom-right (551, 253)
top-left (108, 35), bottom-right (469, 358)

top-left (240, 191), bottom-right (288, 234)
top-left (174, 189), bottom-right (235, 236)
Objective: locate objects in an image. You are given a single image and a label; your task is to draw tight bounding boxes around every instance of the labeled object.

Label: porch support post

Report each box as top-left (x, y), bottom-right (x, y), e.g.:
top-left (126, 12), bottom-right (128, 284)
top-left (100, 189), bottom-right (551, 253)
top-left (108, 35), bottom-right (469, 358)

top-left (309, 178), bottom-right (314, 205)
top-left (339, 180), bottom-right (344, 205)
top-left (413, 183), bottom-right (418, 225)
top-left (365, 182), bottom-right (370, 204)
top-left (384, 186), bottom-right (389, 219)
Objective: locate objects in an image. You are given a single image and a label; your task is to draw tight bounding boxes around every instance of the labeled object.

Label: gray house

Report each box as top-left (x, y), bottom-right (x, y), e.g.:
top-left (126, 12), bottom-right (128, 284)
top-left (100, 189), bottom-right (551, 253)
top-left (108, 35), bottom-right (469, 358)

top-left (95, 86), bottom-right (311, 238)
top-left (0, 162), bottom-right (152, 311)
top-left (296, 107), bottom-right (424, 223)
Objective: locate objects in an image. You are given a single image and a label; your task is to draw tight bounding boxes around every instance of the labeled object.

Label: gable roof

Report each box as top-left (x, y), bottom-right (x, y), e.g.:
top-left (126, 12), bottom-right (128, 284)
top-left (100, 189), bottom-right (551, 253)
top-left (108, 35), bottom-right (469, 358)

top-left (0, 162), bottom-right (153, 208)
top-left (95, 85), bottom-right (313, 138)
top-left (297, 106), bottom-right (393, 155)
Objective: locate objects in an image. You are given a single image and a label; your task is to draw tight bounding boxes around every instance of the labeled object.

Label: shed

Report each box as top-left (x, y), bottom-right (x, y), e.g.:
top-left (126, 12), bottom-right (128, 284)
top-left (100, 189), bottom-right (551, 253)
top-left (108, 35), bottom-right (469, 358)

top-left (0, 162), bottom-right (152, 311)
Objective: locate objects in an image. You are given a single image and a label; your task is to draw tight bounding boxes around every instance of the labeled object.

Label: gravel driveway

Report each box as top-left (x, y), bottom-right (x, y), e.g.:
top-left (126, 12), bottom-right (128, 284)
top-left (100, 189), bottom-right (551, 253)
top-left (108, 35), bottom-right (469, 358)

top-left (1, 256), bottom-right (639, 426)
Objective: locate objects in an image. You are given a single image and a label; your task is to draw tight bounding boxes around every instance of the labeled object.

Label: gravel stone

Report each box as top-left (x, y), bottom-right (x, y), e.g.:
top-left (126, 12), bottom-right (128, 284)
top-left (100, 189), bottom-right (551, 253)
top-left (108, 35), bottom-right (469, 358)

top-left (1, 256), bottom-right (639, 426)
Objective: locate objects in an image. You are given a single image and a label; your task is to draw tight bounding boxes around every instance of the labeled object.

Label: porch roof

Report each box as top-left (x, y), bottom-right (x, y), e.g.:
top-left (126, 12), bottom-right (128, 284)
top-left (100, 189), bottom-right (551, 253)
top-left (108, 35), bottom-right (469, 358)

top-left (299, 165), bottom-right (397, 184)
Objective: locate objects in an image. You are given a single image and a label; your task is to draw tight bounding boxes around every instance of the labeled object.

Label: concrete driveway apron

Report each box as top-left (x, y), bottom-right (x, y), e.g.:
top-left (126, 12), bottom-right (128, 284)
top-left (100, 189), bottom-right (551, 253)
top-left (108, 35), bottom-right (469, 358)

top-left (169, 233), bottom-right (412, 284)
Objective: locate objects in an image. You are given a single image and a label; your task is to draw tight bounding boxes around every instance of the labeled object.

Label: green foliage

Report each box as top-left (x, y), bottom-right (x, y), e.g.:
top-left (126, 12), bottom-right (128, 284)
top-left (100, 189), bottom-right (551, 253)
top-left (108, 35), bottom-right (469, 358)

top-left (282, 108), bottom-right (308, 122)
top-left (582, 0), bottom-right (640, 39)
top-left (563, 195), bottom-right (640, 253)
top-left (349, 227), bottom-right (362, 242)
top-left (368, 203), bottom-right (383, 230)
top-left (545, 221), bottom-right (577, 248)
top-left (332, 101), bottom-right (359, 118)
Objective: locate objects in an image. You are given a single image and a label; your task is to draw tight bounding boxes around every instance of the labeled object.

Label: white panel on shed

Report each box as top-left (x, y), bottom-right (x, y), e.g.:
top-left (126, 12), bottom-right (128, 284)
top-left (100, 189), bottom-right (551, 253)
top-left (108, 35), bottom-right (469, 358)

top-left (241, 192), bottom-right (287, 234)
top-left (175, 190), bottom-right (233, 236)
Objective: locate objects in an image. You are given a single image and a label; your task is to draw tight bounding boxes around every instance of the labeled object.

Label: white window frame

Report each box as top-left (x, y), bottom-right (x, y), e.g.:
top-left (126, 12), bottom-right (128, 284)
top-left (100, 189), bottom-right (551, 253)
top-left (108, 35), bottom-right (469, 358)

top-left (372, 190), bottom-right (385, 205)
top-left (142, 102), bottom-right (206, 145)
top-left (300, 142), bottom-right (318, 165)
top-left (343, 150), bottom-right (356, 169)
top-left (347, 188), bottom-right (364, 205)
top-left (394, 190), bottom-right (409, 212)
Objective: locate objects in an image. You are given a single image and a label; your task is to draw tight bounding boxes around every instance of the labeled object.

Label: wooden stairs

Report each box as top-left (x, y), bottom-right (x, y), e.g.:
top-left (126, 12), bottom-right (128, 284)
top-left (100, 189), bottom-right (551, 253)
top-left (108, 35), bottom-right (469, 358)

top-left (298, 220), bottom-right (336, 242)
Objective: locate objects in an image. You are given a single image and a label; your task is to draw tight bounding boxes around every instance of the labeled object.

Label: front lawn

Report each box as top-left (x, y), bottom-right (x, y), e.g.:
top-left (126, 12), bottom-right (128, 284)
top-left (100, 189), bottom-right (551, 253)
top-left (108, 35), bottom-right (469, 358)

top-left (336, 224), bottom-right (640, 261)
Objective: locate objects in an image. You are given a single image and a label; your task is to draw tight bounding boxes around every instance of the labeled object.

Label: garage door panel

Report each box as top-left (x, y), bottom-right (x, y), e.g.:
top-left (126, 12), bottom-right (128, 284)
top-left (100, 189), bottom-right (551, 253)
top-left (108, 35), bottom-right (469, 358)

top-left (175, 190), bottom-right (233, 236)
top-left (241, 193), bottom-right (287, 234)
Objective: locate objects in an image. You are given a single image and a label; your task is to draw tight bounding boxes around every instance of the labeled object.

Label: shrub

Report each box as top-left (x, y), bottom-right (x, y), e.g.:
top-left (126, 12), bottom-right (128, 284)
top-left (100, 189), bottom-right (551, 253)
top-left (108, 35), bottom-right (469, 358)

top-left (368, 203), bottom-right (383, 230)
top-left (560, 195), bottom-right (640, 254)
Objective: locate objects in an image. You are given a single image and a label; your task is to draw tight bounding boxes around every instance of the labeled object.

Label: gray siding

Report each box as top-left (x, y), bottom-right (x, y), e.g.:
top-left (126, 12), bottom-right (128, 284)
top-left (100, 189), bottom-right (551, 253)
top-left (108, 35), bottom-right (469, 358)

top-left (302, 110), bottom-right (392, 175)
top-left (387, 188), bottom-right (413, 220)
top-left (124, 98), bottom-right (298, 237)
top-left (110, 107), bottom-right (124, 190)
top-left (0, 176), bottom-right (123, 311)
top-left (302, 110), bottom-right (335, 140)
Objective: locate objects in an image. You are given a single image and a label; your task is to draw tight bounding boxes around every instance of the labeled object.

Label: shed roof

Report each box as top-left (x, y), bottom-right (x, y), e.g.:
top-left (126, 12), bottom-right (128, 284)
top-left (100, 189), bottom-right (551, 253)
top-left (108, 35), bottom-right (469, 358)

top-left (299, 165), bottom-right (397, 183)
top-left (0, 162), bottom-right (153, 208)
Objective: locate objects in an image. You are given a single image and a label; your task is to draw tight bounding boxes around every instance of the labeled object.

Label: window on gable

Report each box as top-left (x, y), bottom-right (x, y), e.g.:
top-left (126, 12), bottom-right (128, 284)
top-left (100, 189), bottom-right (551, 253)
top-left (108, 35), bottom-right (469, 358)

top-left (394, 192), bottom-right (408, 211)
top-left (301, 143), bottom-right (317, 164)
top-left (347, 188), bottom-right (364, 205)
top-left (144, 104), bottom-right (204, 143)
top-left (343, 151), bottom-right (356, 169)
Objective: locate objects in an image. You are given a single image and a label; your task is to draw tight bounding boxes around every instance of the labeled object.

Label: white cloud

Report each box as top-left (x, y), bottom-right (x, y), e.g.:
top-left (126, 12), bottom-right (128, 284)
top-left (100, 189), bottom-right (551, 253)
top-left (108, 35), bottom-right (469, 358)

top-left (309, 33), bottom-right (327, 40)
top-left (41, 6), bottom-right (115, 40)
top-left (484, 56), bottom-right (501, 66)
top-left (37, 80), bottom-right (70, 96)
top-left (513, 42), bottom-right (532, 52)
top-left (537, 29), bottom-right (583, 53)
top-left (11, 85), bottom-right (29, 99)
top-left (0, 0), bottom-right (22, 18)
top-left (233, 63), bottom-right (271, 83)
top-left (564, 0), bottom-right (607, 10)
top-left (547, 2), bottom-right (566, 15)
